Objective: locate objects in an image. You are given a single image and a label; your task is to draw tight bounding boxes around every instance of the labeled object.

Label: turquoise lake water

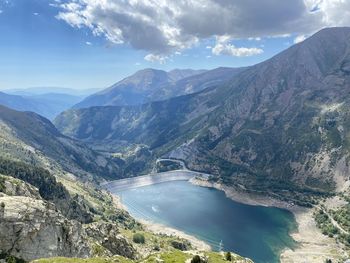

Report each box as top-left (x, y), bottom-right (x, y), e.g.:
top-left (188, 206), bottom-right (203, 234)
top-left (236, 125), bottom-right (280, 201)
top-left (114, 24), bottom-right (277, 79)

top-left (116, 181), bottom-right (297, 263)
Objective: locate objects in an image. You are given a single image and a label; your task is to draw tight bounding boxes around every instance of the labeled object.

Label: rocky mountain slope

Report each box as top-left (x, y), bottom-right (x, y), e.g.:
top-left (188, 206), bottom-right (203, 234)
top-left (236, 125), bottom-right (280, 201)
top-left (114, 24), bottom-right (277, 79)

top-left (0, 105), bottom-right (122, 181)
top-left (73, 68), bottom-right (243, 108)
top-left (55, 27), bottom-right (350, 203)
top-left (0, 158), bottom-right (93, 223)
top-left (0, 173), bottom-right (136, 262)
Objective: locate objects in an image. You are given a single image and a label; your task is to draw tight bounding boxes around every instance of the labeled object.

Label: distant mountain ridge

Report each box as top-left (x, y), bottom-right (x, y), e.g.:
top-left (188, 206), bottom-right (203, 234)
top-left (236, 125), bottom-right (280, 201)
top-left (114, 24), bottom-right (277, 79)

top-left (55, 27), bottom-right (350, 203)
top-left (6, 87), bottom-right (101, 96)
top-left (0, 91), bottom-right (83, 119)
top-left (73, 67), bottom-right (244, 108)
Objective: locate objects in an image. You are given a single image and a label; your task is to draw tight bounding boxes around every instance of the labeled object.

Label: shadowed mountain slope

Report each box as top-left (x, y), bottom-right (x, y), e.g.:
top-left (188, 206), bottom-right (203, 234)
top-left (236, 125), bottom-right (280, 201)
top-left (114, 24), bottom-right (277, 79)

top-left (56, 27), bottom-right (350, 201)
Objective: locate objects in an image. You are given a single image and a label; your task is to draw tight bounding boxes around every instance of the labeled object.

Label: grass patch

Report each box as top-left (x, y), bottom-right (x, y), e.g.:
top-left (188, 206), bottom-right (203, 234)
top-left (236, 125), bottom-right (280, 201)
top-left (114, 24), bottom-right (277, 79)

top-left (32, 257), bottom-right (133, 263)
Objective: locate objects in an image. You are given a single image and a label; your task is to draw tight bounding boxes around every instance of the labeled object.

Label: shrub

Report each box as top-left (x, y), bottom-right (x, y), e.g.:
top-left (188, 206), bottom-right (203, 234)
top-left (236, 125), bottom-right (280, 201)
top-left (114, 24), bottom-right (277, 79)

top-left (132, 233), bottom-right (145, 244)
top-left (191, 255), bottom-right (201, 263)
top-left (170, 240), bottom-right (189, 251)
top-left (153, 244), bottom-right (160, 251)
top-left (225, 252), bottom-right (232, 261)
top-left (0, 176), bottom-right (5, 192)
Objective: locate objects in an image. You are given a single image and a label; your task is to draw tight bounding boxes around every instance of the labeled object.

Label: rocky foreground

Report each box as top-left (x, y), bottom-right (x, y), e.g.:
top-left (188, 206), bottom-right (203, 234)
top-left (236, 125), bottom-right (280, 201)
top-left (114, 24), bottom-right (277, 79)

top-left (0, 173), bottom-right (252, 263)
top-left (0, 174), bottom-right (135, 262)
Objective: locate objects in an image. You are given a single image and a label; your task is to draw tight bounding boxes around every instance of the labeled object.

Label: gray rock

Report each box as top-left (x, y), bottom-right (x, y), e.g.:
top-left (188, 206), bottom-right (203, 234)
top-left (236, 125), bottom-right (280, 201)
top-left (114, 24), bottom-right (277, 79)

top-left (0, 174), bottom-right (41, 199)
top-left (85, 222), bottom-right (136, 259)
top-left (0, 195), bottom-right (91, 261)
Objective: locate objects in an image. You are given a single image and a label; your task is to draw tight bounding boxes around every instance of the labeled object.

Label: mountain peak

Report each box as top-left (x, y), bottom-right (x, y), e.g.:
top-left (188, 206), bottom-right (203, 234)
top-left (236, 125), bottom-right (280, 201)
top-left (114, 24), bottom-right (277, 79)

top-left (73, 67), bottom-right (228, 108)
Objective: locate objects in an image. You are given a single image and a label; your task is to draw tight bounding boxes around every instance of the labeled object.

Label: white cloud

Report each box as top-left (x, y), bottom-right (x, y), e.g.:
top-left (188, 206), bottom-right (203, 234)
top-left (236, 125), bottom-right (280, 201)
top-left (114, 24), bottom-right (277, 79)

top-left (55, 0), bottom-right (350, 61)
top-left (294, 34), bottom-right (307, 43)
top-left (85, 41), bottom-right (92, 45)
top-left (318, 0), bottom-right (350, 26)
top-left (33, 12), bottom-right (39, 16)
top-left (248, 37), bottom-right (262, 41)
top-left (144, 54), bottom-right (168, 64)
top-left (212, 44), bottom-right (263, 57)
top-left (212, 36), bottom-right (263, 57)
top-left (212, 43), bottom-right (264, 57)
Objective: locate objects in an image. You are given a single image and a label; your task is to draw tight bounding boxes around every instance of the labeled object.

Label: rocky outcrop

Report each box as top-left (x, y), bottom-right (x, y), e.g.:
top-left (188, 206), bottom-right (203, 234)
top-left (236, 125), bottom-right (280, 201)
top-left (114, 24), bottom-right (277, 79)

top-left (0, 177), bottom-right (136, 262)
top-left (0, 195), bottom-right (91, 261)
top-left (84, 222), bottom-right (136, 259)
top-left (0, 174), bottom-right (41, 199)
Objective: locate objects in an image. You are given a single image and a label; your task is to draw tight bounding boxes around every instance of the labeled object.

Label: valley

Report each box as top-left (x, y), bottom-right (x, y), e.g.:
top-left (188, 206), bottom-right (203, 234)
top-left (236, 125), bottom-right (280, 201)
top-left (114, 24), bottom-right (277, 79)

top-left (1, 23), bottom-right (350, 263)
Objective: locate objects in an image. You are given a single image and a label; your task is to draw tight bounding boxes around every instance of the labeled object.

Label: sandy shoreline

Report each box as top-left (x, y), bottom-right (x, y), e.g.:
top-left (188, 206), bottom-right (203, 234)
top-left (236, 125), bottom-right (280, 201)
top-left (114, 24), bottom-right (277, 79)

top-left (111, 193), bottom-right (211, 252)
top-left (190, 177), bottom-right (348, 263)
top-left (140, 219), bottom-right (211, 251)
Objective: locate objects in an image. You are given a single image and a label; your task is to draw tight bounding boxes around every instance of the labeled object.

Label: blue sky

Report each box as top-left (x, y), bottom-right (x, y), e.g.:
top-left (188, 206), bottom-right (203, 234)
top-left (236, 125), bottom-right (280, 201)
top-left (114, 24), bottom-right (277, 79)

top-left (0, 0), bottom-right (349, 90)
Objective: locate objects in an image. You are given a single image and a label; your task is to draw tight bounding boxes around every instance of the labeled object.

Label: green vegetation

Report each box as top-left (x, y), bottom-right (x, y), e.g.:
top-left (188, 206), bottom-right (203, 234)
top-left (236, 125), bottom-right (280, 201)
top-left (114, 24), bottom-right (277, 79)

top-left (191, 255), bottom-right (202, 263)
top-left (32, 256), bottom-right (133, 263)
top-left (0, 175), bottom-right (5, 192)
top-left (314, 210), bottom-right (340, 237)
top-left (0, 157), bottom-right (93, 223)
top-left (170, 240), bottom-right (190, 251)
top-left (32, 251), bottom-right (252, 263)
top-left (91, 243), bottom-right (109, 257)
top-left (0, 157), bottom-right (67, 201)
top-left (315, 206), bottom-right (350, 247)
top-left (0, 253), bottom-right (26, 263)
top-left (121, 228), bottom-right (196, 256)
top-left (156, 160), bottom-right (182, 173)
top-left (330, 205), bottom-right (350, 234)
top-left (225, 252), bottom-right (232, 261)
top-left (132, 233), bottom-right (145, 244)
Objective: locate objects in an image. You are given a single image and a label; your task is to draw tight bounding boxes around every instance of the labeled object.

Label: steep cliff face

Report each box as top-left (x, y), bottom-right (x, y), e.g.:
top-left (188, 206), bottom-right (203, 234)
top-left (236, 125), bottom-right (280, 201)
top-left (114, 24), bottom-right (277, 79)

top-left (0, 177), bottom-right (136, 262)
top-left (55, 27), bottom-right (350, 200)
top-left (0, 195), bottom-right (91, 261)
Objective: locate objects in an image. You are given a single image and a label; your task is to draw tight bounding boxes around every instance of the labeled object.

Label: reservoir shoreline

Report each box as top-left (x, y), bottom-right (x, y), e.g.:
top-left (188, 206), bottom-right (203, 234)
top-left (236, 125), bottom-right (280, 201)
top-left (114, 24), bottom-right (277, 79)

top-left (104, 171), bottom-right (345, 263)
top-left (110, 191), bottom-right (211, 252)
top-left (190, 177), bottom-right (346, 263)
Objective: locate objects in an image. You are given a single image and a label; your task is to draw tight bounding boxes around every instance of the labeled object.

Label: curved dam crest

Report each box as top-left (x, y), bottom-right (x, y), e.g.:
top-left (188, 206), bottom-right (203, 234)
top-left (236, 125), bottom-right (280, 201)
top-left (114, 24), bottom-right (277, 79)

top-left (102, 169), bottom-right (210, 192)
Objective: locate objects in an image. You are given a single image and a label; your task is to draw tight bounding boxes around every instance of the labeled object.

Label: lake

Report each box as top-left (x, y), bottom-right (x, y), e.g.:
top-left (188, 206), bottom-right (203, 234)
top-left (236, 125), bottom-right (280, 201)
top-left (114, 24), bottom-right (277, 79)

top-left (115, 180), bottom-right (297, 263)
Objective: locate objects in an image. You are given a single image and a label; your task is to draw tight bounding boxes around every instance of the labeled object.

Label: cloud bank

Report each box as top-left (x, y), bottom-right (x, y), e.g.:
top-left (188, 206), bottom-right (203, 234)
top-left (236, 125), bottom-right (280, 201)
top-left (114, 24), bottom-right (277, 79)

top-left (55, 0), bottom-right (350, 62)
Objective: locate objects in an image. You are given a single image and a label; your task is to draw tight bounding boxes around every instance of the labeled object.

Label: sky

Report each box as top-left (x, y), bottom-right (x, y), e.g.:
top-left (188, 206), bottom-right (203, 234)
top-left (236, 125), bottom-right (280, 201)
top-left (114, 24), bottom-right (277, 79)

top-left (0, 0), bottom-right (350, 91)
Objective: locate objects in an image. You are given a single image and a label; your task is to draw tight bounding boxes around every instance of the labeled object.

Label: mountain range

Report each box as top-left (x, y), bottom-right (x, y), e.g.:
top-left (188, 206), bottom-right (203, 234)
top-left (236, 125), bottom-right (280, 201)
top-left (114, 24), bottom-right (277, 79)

top-left (73, 68), bottom-right (244, 108)
top-left (55, 27), bottom-right (350, 204)
top-left (0, 91), bottom-right (83, 120)
top-left (6, 87), bottom-right (101, 97)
